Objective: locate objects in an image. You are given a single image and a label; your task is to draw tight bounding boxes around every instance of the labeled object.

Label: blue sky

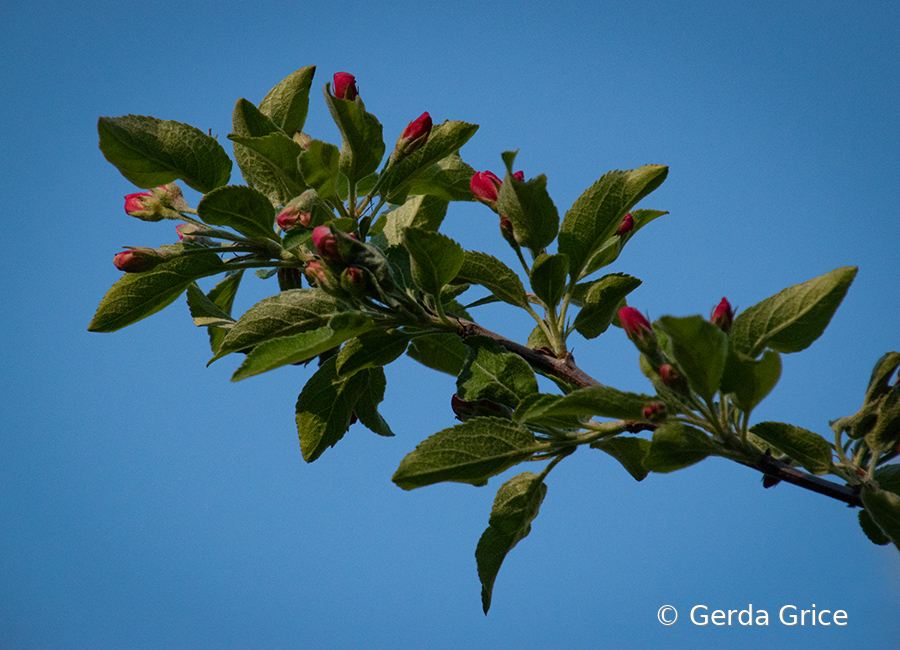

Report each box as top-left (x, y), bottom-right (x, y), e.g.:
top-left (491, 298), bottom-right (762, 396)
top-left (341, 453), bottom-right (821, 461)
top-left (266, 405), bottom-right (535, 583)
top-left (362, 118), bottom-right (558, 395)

top-left (2, 0), bottom-right (899, 647)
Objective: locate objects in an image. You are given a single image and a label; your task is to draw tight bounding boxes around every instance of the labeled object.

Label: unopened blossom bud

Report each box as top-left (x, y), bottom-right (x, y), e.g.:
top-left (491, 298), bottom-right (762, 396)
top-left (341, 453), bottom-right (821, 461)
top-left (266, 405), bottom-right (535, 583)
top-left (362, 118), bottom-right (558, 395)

top-left (312, 226), bottom-right (341, 261)
top-left (618, 306), bottom-right (657, 354)
top-left (175, 223), bottom-right (211, 245)
top-left (293, 131), bottom-right (312, 149)
top-left (332, 72), bottom-right (358, 100)
top-left (642, 401), bottom-right (668, 422)
top-left (393, 112), bottom-right (432, 160)
top-left (152, 183), bottom-right (190, 211)
top-left (659, 363), bottom-right (690, 394)
top-left (615, 212), bottom-right (634, 236)
top-left (124, 192), bottom-right (164, 221)
top-left (340, 266), bottom-right (368, 295)
top-left (276, 205), bottom-right (311, 231)
top-left (113, 247), bottom-right (164, 273)
top-left (304, 260), bottom-right (334, 289)
top-left (711, 297), bottom-right (734, 333)
top-left (470, 171), bottom-right (503, 204)
top-left (513, 171), bottom-right (525, 181)
top-left (499, 216), bottom-right (513, 233)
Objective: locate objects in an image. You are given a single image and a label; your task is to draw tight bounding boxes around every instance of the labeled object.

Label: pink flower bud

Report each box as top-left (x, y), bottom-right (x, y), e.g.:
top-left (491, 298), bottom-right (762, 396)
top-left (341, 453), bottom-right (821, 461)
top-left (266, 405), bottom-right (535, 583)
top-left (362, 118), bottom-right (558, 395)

top-left (711, 297), bottom-right (734, 333)
top-left (333, 72), bottom-right (358, 100)
top-left (152, 183), bottom-right (190, 211)
top-left (618, 307), bottom-right (656, 353)
top-left (312, 226), bottom-right (341, 261)
top-left (276, 205), bottom-right (310, 231)
top-left (615, 212), bottom-right (634, 236)
top-left (659, 363), bottom-right (690, 394)
top-left (304, 260), bottom-right (332, 288)
top-left (124, 192), bottom-right (165, 222)
top-left (113, 247), bottom-right (163, 273)
top-left (393, 112), bottom-right (433, 159)
top-left (642, 401), bottom-right (668, 422)
top-left (471, 171), bottom-right (503, 204)
top-left (175, 223), bottom-right (211, 244)
top-left (513, 171), bottom-right (525, 181)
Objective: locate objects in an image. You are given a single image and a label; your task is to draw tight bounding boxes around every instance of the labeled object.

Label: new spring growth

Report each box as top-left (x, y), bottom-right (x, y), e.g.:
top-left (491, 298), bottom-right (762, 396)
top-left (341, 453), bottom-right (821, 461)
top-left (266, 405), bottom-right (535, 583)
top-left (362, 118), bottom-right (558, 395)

top-left (332, 72), bottom-right (358, 100)
top-left (659, 363), bottom-right (690, 394)
top-left (392, 112), bottom-right (432, 161)
top-left (618, 306), bottom-right (658, 356)
top-left (277, 204), bottom-right (310, 231)
top-left (124, 184), bottom-right (190, 222)
top-left (711, 297), bottom-right (734, 332)
top-left (312, 226), bottom-right (341, 261)
top-left (615, 212), bottom-right (634, 236)
top-left (642, 401), bottom-right (668, 422)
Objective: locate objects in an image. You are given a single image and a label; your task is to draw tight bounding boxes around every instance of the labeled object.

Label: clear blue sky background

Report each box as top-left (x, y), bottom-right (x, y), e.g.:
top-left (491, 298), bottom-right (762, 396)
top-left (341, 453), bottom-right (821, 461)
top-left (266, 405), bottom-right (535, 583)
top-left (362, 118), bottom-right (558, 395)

top-left (2, 0), bottom-right (898, 648)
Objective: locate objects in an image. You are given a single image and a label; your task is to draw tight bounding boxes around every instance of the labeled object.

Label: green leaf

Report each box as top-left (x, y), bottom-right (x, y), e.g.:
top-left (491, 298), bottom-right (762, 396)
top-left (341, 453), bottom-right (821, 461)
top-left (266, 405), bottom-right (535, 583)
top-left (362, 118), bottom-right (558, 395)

top-left (295, 357), bottom-right (379, 462)
top-left (749, 421), bottom-right (833, 474)
top-left (591, 437), bottom-right (651, 481)
top-left (323, 84), bottom-right (385, 183)
top-left (859, 509), bottom-right (891, 546)
top-left (404, 153), bottom-right (477, 202)
top-left (335, 330), bottom-right (411, 377)
top-left (864, 352), bottom-right (900, 403)
top-left (653, 315), bottom-right (728, 402)
top-left (720, 348), bottom-right (782, 412)
top-left (392, 417), bottom-right (546, 490)
top-left (861, 486), bottom-right (900, 552)
top-left (232, 312), bottom-right (372, 380)
top-left (730, 266), bottom-right (858, 359)
top-left (351, 367), bottom-right (394, 437)
top-left (196, 185), bottom-right (278, 241)
top-left (644, 422), bottom-right (716, 473)
top-left (455, 251), bottom-right (529, 309)
top-left (406, 333), bottom-right (468, 376)
top-left (230, 98), bottom-right (304, 205)
top-left (572, 273), bottom-right (642, 339)
top-left (476, 472), bottom-right (547, 614)
top-left (458, 337), bottom-right (539, 410)
top-left (402, 226), bottom-right (465, 297)
top-left (496, 151), bottom-right (559, 254)
top-left (258, 65), bottom-right (316, 135)
top-left (88, 246), bottom-right (226, 333)
top-left (298, 139), bottom-right (341, 199)
top-left (97, 115), bottom-right (232, 193)
top-left (201, 271), bottom-right (243, 353)
top-left (382, 120), bottom-right (479, 203)
top-left (514, 384), bottom-right (655, 426)
top-left (865, 384), bottom-right (900, 449)
top-left (558, 165), bottom-right (668, 280)
top-left (529, 253), bottom-right (569, 310)
top-left (213, 288), bottom-right (344, 359)
top-left (377, 195), bottom-right (449, 246)
top-left (579, 209), bottom-right (668, 273)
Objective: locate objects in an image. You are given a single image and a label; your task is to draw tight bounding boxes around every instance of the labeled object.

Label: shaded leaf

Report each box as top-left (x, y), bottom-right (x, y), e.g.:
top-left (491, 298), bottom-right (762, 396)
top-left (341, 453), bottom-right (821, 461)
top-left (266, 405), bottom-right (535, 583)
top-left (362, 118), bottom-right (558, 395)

top-left (98, 115), bottom-right (232, 193)
top-left (749, 421), bottom-right (833, 474)
top-left (591, 437), bottom-right (652, 481)
top-left (406, 333), bottom-right (469, 376)
top-left (377, 195), bottom-right (449, 246)
top-left (514, 385), bottom-right (655, 425)
top-left (861, 486), bottom-right (900, 552)
top-left (530, 253), bottom-right (569, 310)
top-left (456, 251), bottom-right (529, 309)
top-left (392, 417), bottom-right (545, 490)
top-left (572, 273), bottom-right (642, 339)
top-left (721, 348), bottom-right (782, 412)
top-left (476, 472), bottom-right (547, 614)
top-left (654, 315), bottom-right (728, 402)
top-left (644, 422), bottom-right (716, 473)
top-left (335, 330), bottom-right (411, 377)
top-left (298, 139), bottom-right (341, 199)
top-left (457, 337), bottom-right (539, 410)
top-left (196, 185), bottom-right (278, 241)
top-left (323, 84), bottom-right (385, 183)
top-left (259, 65), bottom-right (316, 135)
top-left (496, 151), bottom-right (559, 254)
top-left (402, 226), bottom-right (464, 297)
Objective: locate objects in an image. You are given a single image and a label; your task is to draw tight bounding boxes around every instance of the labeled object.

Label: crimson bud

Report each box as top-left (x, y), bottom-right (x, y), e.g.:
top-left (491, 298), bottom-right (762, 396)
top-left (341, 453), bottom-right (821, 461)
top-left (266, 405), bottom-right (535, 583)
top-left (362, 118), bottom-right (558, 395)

top-left (332, 72), bottom-right (358, 100)
top-left (113, 247), bottom-right (164, 273)
top-left (393, 112), bottom-right (432, 159)
top-left (124, 192), bottom-right (164, 221)
top-left (711, 297), bottom-right (734, 333)
top-left (312, 226), bottom-right (341, 261)
top-left (471, 171), bottom-right (502, 204)
top-left (615, 212), bottom-right (634, 236)
top-left (277, 205), bottom-right (310, 231)
top-left (618, 306), bottom-right (657, 355)
top-left (642, 401), bottom-right (668, 422)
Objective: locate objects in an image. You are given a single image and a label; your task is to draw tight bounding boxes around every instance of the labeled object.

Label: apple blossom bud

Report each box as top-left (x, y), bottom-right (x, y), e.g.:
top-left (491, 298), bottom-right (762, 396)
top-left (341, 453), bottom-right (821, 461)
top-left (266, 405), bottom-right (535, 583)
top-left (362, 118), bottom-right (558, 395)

top-left (615, 212), bottom-right (634, 236)
top-left (340, 266), bottom-right (368, 295)
top-left (293, 131), bottom-right (312, 149)
top-left (276, 205), bottom-right (311, 231)
top-left (175, 223), bottom-right (212, 245)
top-left (152, 183), bottom-right (190, 212)
top-left (618, 306), bottom-right (657, 355)
top-left (513, 171), bottom-right (525, 181)
top-left (470, 171), bottom-right (502, 204)
top-left (113, 247), bottom-right (164, 273)
top-left (124, 192), bottom-right (165, 221)
top-left (312, 226), bottom-right (341, 261)
top-left (333, 72), bottom-right (358, 100)
top-left (659, 363), bottom-right (690, 394)
top-left (304, 260), bottom-right (335, 289)
top-left (393, 112), bottom-right (432, 159)
top-left (711, 297), bottom-right (734, 333)
top-left (642, 401), bottom-right (668, 422)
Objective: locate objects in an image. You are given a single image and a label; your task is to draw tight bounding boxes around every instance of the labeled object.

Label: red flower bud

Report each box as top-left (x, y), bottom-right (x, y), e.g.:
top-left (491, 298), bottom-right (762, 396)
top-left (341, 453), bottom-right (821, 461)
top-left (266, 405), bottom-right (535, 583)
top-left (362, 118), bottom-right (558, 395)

top-left (471, 171), bottom-right (503, 204)
top-left (333, 72), bottom-right (358, 100)
top-left (277, 205), bottom-right (310, 231)
top-left (304, 260), bottom-right (332, 288)
top-left (124, 192), bottom-right (164, 221)
top-left (113, 247), bottom-right (164, 273)
top-left (312, 226), bottom-right (341, 261)
top-left (499, 216), bottom-right (513, 233)
top-left (711, 297), bottom-right (734, 333)
top-left (513, 171), bottom-right (525, 181)
top-left (615, 212), bottom-right (634, 236)
top-left (393, 112), bottom-right (432, 159)
top-left (659, 364), bottom-right (690, 394)
top-left (618, 306), bottom-right (656, 353)
top-left (642, 401), bottom-right (668, 422)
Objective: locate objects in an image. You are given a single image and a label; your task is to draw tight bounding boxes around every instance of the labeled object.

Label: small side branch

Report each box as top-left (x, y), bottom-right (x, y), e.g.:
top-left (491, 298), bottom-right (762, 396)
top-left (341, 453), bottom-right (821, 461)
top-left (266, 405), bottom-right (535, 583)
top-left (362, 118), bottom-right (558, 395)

top-left (740, 455), bottom-right (863, 508)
